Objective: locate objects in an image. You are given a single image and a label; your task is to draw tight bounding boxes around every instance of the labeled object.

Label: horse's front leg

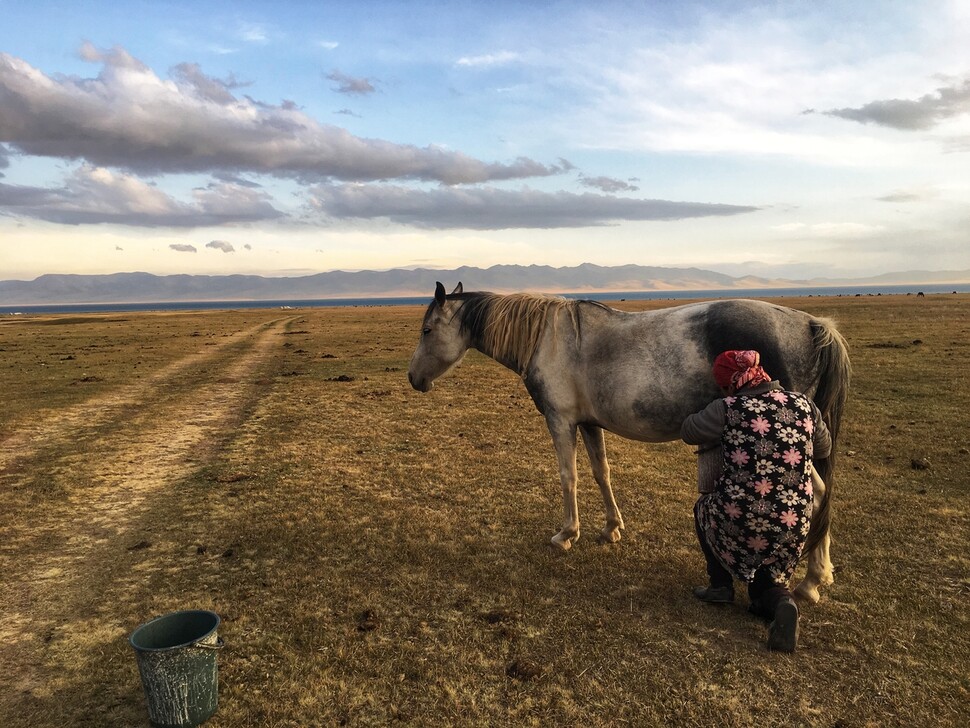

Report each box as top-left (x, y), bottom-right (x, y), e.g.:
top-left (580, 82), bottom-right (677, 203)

top-left (793, 466), bottom-right (835, 604)
top-left (546, 417), bottom-right (581, 551)
top-left (579, 424), bottom-right (624, 544)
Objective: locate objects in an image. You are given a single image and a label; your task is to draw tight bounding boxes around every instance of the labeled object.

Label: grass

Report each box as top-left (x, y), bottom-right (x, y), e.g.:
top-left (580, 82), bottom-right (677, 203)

top-left (1, 293), bottom-right (968, 726)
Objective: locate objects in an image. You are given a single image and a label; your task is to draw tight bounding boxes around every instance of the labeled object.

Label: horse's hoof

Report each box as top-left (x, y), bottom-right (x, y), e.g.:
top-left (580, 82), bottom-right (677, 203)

top-left (793, 583), bottom-right (821, 605)
top-left (597, 529), bottom-right (622, 545)
top-left (550, 533), bottom-right (579, 551)
top-left (547, 542), bottom-right (569, 557)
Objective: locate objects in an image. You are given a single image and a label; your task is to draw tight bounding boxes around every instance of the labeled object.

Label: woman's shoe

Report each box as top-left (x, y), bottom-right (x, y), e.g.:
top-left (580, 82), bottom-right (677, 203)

top-left (692, 585), bottom-right (735, 603)
top-left (767, 597), bottom-right (799, 652)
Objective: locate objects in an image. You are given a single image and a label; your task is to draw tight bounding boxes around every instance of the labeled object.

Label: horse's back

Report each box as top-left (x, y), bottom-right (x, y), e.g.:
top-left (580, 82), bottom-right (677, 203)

top-left (563, 299), bottom-right (826, 441)
top-left (685, 299), bottom-right (819, 391)
top-left (586, 298), bottom-right (818, 385)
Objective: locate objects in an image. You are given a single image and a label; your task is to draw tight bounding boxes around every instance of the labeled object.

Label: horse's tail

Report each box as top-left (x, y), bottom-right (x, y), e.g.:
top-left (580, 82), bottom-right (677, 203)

top-left (804, 316), bottom-right (851, 554)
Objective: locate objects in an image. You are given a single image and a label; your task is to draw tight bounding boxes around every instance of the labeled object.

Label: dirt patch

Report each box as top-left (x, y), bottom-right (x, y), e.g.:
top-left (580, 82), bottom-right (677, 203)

top-left (0, 320), bottom-right (280, 473)
top-left (0, 315), bottom-right (295, 720)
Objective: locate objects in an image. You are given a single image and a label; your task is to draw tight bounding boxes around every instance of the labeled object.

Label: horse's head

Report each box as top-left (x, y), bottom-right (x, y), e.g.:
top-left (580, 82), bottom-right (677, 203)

top-left (408, 281), bottom-right (469, 392)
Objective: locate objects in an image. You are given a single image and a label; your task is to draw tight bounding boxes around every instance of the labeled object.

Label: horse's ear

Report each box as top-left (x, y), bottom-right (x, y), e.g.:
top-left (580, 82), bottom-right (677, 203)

top-left (451, 282), bottom-right (463, 295)
top-left (434, 281), bottom-right (446, 305)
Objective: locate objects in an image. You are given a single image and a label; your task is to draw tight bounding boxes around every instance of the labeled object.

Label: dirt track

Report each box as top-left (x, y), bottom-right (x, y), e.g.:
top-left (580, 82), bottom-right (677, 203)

top-left (0, 315), bottom-right (294, 712)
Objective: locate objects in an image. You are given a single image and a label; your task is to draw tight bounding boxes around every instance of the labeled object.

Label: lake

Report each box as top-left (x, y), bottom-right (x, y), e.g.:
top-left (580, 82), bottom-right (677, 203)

top-left (2, 282), bottom-right (967, 315)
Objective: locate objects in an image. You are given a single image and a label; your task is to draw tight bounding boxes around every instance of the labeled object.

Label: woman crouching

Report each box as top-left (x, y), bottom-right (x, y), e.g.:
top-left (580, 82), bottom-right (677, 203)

top-left (681, 350), bottom-right (832, 652)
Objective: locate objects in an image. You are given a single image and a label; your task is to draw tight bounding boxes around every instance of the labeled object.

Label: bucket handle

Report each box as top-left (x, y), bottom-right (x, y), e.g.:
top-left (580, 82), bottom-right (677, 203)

top-left (192, 637), bottom-right (225, 651)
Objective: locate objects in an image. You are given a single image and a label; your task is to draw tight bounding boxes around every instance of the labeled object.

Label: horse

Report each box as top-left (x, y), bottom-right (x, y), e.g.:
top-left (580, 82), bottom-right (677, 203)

top-left (408, 282), bottom-right (850, 604)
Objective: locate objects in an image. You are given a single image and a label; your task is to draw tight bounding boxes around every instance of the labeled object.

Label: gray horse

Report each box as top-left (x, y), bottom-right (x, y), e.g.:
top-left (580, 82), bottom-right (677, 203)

top-left (408, 282), bottom-right (850, 603)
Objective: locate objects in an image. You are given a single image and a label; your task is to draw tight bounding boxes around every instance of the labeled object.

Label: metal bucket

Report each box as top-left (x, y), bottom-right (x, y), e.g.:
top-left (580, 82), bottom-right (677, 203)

top-left (129, 610), bottom-right (223, 728)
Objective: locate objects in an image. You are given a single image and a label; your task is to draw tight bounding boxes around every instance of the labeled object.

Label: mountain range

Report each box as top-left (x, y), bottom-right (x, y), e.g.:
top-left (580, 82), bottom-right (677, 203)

top-left (1, 264), bottom-right (968, 305)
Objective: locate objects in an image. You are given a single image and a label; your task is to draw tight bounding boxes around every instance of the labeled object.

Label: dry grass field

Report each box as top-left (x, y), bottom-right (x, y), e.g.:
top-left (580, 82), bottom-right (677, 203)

top-left (1, 292), bottom-right (967, 727)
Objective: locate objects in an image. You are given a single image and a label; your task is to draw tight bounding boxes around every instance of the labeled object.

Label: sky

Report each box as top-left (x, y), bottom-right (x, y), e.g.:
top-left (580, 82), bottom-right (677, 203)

top-left (1, 0), bottom-right (969, 283)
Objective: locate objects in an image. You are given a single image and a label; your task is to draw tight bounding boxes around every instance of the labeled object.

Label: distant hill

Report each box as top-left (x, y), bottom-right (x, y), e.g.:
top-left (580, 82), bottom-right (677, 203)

top-left (1, 264), bottom-right (968, 305)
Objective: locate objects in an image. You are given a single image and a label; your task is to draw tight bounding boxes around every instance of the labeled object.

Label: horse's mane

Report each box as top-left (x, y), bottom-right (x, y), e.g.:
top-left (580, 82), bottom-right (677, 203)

top-left (455, 292), bottom-right (581, 374)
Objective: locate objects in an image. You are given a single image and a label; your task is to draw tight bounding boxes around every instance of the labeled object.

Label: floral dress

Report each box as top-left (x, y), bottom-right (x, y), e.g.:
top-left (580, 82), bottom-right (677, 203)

top-left (695, 390), bottom-right (817, 584)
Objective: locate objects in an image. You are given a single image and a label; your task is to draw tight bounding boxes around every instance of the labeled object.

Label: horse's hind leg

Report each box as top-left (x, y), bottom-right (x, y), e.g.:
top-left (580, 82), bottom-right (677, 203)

top-left (580, 424), bottom-right (624, 544)
top-left (547, 417), bottom-right (581, 551)
top-left (794, 531), bottom-right (833, 604)
top-left (793, 467), bottom-right (834, 604)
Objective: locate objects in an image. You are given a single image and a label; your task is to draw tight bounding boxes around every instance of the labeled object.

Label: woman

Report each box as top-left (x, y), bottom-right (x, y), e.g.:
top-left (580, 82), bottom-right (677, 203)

top-left (682, 350), bottom-right (832, 652)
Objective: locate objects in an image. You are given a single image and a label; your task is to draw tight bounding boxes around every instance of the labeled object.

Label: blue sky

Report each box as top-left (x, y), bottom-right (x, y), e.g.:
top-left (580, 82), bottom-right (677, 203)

top-left (1, 0), bottom-right (969, 282)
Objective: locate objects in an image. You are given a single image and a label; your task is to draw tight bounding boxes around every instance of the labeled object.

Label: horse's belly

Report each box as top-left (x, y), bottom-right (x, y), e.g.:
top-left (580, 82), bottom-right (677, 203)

top-left (601, 420), bottom-right (681, 443)
top-left (582, 402), bottom-right (684, 442)
top-left (585, 384), bottom-right (706, 444)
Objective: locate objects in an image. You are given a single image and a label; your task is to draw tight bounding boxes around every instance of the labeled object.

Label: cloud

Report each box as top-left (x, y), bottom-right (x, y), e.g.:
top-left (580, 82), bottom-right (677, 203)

top-left (815, 77), bottom-right (970, 130)
top-left (876, 192), bottom-right (921, 203)
top-left (319, 41), bottom-right (339, 51)
top-left (309, 184), bottom-right (757, 230)
top-left (943, 134), bottom-right (970, 152)
top-left (579, 175), bottom-right (640, 193)
top-left (456, 51), bottom-right (519, 68)
top-left (0, 47), bottom-right (565, 184)
top-left (0, 165), bottom-right (283, 227)
top-left (169, 244), bottom-right (197, 252)
top-left (238, 22), bottom-right (268, 44)
top-left (876, 188), bottom-right (936, 203)
top-left (171, 62), bottom-right (249, 104)
top-left (326, 70), bottom-right (376, 96)
top-left (77, 41), bottom-right (145, 69)
top-left (554, 7), bottom-right (969, 165)
top-left (212, 171), bottom-right (262, 188)
top-left (206, 239), bottom-right (235, 252)
top-left (771, 222), bottom-right (884, 239)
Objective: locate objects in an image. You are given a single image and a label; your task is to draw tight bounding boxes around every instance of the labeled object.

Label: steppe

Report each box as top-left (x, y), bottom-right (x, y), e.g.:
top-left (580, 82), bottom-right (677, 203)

top-left (1, 292), bottom-right (967, 726)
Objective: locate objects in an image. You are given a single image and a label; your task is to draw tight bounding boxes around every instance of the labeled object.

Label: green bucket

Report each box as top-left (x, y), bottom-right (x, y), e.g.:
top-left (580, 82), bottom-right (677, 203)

top-left (129, 610), bottom-right (223, 728)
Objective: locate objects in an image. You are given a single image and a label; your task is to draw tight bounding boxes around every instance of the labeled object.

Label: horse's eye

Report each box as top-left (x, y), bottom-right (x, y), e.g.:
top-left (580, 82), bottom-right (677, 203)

top-left (422, 327), bottom-right (432, 336)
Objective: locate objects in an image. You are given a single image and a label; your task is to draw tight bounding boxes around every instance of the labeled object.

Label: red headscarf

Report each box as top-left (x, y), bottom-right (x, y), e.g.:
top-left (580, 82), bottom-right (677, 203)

top-left (712, 350), bottom-right (772, 394)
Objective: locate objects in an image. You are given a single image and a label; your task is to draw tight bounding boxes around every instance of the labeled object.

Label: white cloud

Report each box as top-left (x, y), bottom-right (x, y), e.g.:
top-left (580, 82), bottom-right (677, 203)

top-left (771, 222), bottom-right (885, 238)
top-left (238, 22), bottom-right (269, 44)
top-left (0, 165), bottom-right (282, 226)
top-left (0, 47), bottom-right (565, 184)
top-left (553, 6), bottom-right (970, 164)
top-left (456, 51), bottom-right (519, 68)
top-left (309, 183), bottom-right (756, 229)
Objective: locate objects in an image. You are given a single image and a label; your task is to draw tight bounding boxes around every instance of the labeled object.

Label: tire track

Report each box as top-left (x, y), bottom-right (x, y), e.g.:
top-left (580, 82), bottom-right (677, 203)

top-left (0, 319), bottom-right (280, 475)
top-left (0, 316), bottom-right (296, 704)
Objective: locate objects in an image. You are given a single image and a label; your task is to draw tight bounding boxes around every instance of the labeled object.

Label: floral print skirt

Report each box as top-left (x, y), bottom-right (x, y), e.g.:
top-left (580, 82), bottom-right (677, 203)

top-left (696, 390), bottom-right (816, 584)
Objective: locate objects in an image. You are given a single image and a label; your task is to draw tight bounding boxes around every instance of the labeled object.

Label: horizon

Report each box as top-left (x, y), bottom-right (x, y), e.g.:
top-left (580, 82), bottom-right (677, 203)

top-left (2, 1), bottom-right (969, 281)
top-left (0, 261), bottom-right (970, 282)
top-left (4, 261), bottom-right (970, 310)
top-left (7, 262), bottom-right (970, 292)
top-left (6, 261), bottom-right (970, 285)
